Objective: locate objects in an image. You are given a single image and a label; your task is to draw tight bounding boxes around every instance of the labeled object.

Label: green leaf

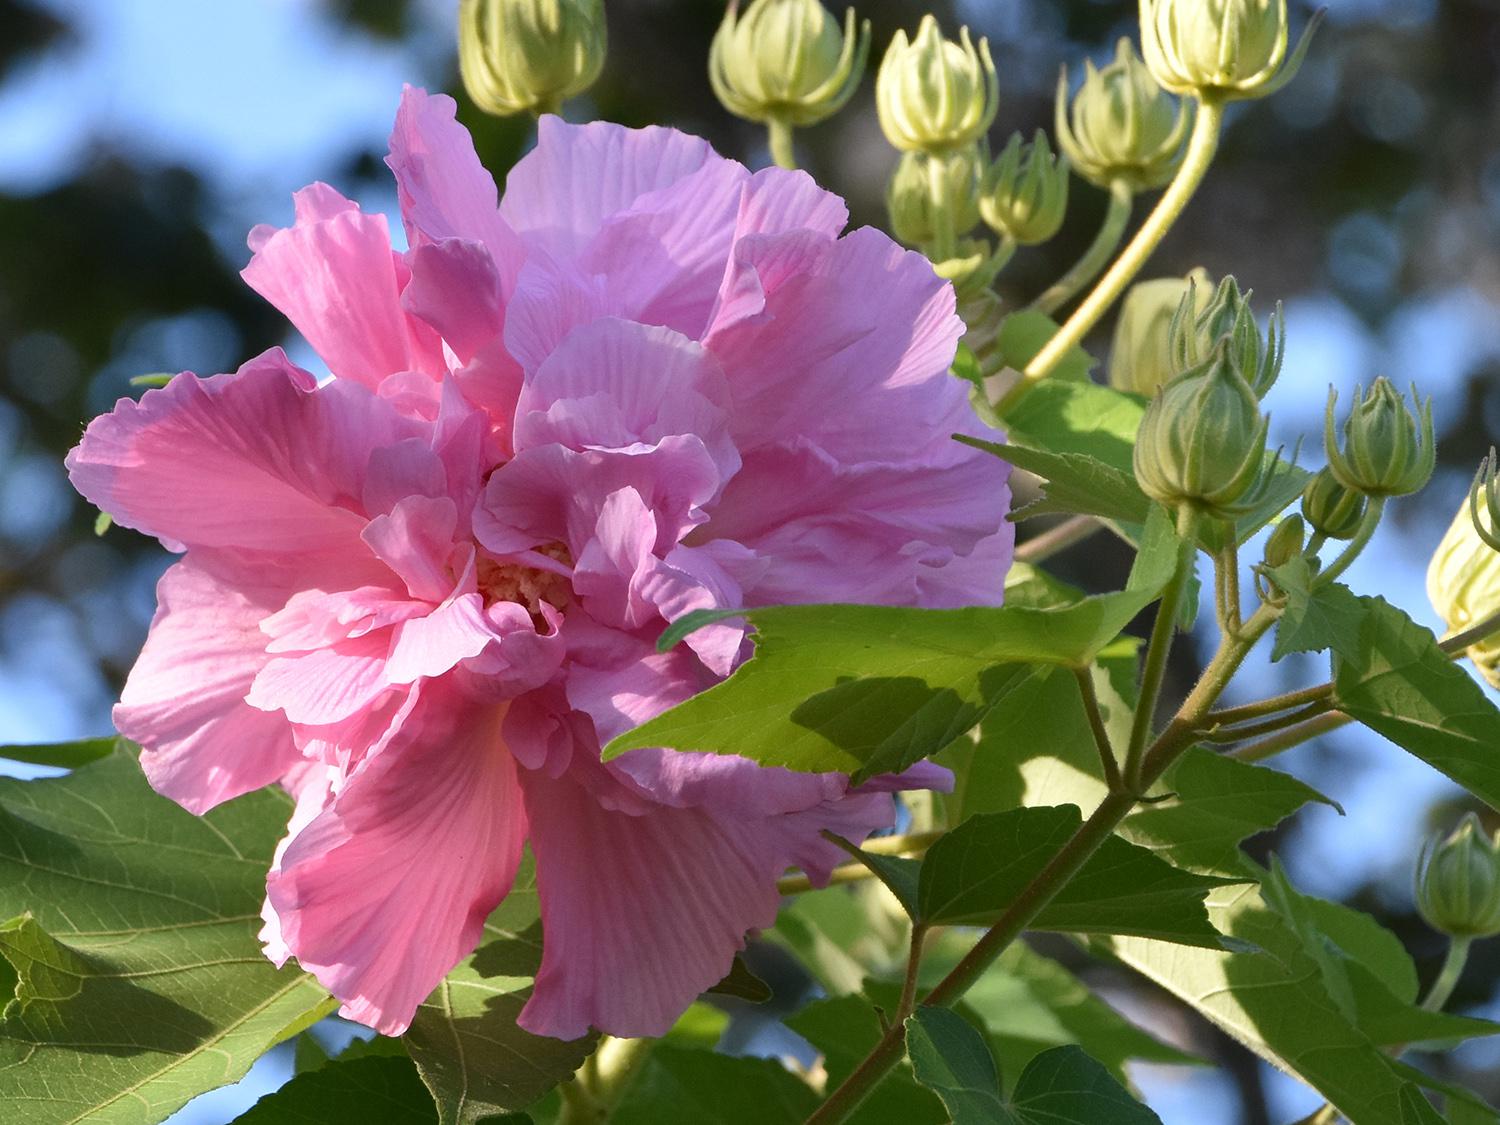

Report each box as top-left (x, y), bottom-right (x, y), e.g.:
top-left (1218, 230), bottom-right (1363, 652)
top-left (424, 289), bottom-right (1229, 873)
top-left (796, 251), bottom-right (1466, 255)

top-left (1002, 380), bottom-right (1144, 474)
top-left (959, 436), bottom-right (1151, 526)
top-left (826, 837), bottom-right (924, 920)
top-left (787, 995), bottom-right (946, 1125)
top-left (233, 1055), bottom-right (443, 1124)
top-left (404, 855), bottom-right (595, 1125)
top-left (0, 750), bottom-right (335, 1125)
top-left (994, 311), bottom-right (1096, 385)
top-left (917, 806), bottom-right (1237, 945)
top-left (1119, 747), bottom-right (1336, 876)
top-left (905, 1006), bottom-right (1007, 1124)
top-left (999, 1045), bottom-right (1162, 1125)
top-left (1001, 563), bottom-right (1086, 611)
top-left (1335, 597), bottom-right (1500, 811)
top-left (1101, 883), bottom-right (1455, 1125)
top-left (0, 737), bottom-right (119, 770)
top-left (706, 956), bottom-right (772, 1004)
top-left (612, 511), bottom-right (1180, 782)
top-left (610, 1045), bottom-right (818, 1125)
top-left (1270, 563), bottom-right (1369, 662)
top-left (952, 940), bottom-right (1200, 1088)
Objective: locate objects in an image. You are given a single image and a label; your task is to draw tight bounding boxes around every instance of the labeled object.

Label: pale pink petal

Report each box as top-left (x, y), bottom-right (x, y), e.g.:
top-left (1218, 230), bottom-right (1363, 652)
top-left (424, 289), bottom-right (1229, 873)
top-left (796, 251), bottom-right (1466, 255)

top-left (360, 495), bottom-right (461, 604)
top-left (571, 488), bottom-right (658, 630)
top-left (500, 117), bottom-right (718, 258)
top-left (242, 189), bottom-right (442, 387)
top-left (384, 592), bottom-right (496, 684)
top-left (247, 628), bottom-right (393, 726)
top-left (115, 557), bottom-right (303, 814)
top-left (268, 688), bottom-right (526, 1036)
top-left (403, 238), bottom-right (505, 365)
top-left (67, 351), bottom-right (414, 556)
top-left (501, 255), bottom-right (608, 377)
top-left (260, 764), bottom-right (336, 965)
top-left (635, 543), bottom-right (748, 676)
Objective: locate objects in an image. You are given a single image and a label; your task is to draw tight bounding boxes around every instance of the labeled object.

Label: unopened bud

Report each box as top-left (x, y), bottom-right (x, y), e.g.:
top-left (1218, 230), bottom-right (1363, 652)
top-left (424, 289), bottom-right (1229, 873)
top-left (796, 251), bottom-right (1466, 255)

top-left (1263, 514), bottom-right (1306, 569)
top-left (1427, 453), bottom-right (1500, 690)
top-left (1056, 38), bottom-right (1190, 192)
top-left (1300, 467), bottom-right (1367, 541)
top-left (1133, 345), bottom-right (1270, 517)
top-left (1324, 378), bottom-right (1435, 498)
top-left (979, 132), bottom-right (1070, 246)
top-left (1415, 814), bottom-right (1500, 939)
top-left (876, 16), bottom-right (998, 154)
top-left (886, 147), bottom-right (981, 248)
top-left (1170, 276), bottom-right (1284, 398)
top-left (1109, 269), bottom-right (1211, 396)
top-left (459, 0), bottom-right (606, 117)
top-left (1139, 0), bottom-right (1321, 103)
top-left (710, 0), bottom-right (870, 129)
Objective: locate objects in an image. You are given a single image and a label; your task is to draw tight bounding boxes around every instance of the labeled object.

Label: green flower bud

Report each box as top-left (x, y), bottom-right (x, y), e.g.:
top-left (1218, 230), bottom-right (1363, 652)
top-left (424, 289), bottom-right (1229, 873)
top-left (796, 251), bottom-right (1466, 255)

top-left (886, 148), bottom-right (982, 248)
top-left (459, 0), bottom-right (606, 117)
top-left (1323, 378), bottom-right (1436, 498)
top-left (1109, 268), bottom-right (1211, 396)
top-left (1300, 466), bottom-right (1367, 541)
top-left (1427, 452), bottom-right (1500, 690)
top-left (1133, 344), bottom-right (1270, 518)
top-left (979, 132), bottom-right (1070, 246)
top-left (709, 0), bottom-right (871, 129)
top-left (1139, 0), bottom-right (1322, 103)
top-left (1263, 514), bottom-right (1306, 569)
top-left (876, 15), bottom-right (998, 154)
top-left (933, 239), bottom-right (1006, 302)
top-left (1055, 38), bottom-right (1190, 192)
top-left (1169, 276), bottom-right (1284, 398)
top-left (1415, 814), bottom-right (1500, 939)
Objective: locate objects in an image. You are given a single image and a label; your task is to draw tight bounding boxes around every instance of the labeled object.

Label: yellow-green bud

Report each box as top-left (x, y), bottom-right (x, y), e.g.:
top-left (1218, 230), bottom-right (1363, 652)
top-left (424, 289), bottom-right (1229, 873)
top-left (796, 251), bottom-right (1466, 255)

top-left (1415, 814), bottom-right (1500, 939)
top-left (1055, 38), bottom-right (1190, 192)
top-left (1427, 453), bottom-right (1500, 690)
top-left (1300, 467), bottom-right (1367, 541)
top-left (1324, 378), bottom-right (1436, 498)
top-left (979, 131), bottom-right (1070, 246)
top-left (1109, 268), bottom-right (1211, 396)
top-left (886, 148), bottom-right (982, 248)
top-left (1263, 514), bottom-right (1306, 569)
top-left (1133, 345), bottom-right (1270, 517)
top-left (876, 15), bottom-right (998, 154)
top-left (709, 0), bottom-right (870, 129)
top-left (1170, 276), bottom-right (1284, 398)
top-left (1139, 0), bottom-right (1321, 103)
top-left (459, 0), bottom-right (606, 117)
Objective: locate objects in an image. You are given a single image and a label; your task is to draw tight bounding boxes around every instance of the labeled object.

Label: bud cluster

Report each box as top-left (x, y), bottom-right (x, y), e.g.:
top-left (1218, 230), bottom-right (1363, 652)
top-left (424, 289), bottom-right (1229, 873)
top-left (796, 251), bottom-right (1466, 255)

top-left (1170, 276), bottom-right (1284, 398)
top-left (459, 0), bottom-right (606, 117)
top-left (1416, 814), bottom-right (1500, 939)
top-left (1323, 378), bottom-right (1435, 499)
top-left (876, 15), bottom-right (998, 154)
top-left (1056, 38), bottom-right (1189, 192)
top-left (1139, 0), bottom-right (1319, 103)
top-left (979, 132), bottom-right (1070, 247)
top-left (886, 147), bottom-right (982, 250)
top-left (1300, 467), bottom-right (1367, 542)
top-left (1109, 270), bottom-right (1211, 396)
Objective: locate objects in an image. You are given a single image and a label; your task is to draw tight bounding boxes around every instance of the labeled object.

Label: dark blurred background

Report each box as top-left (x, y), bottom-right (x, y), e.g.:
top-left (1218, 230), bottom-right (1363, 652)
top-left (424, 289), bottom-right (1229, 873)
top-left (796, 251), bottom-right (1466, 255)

top-left (0, 0), bottom-right (1497, 1121)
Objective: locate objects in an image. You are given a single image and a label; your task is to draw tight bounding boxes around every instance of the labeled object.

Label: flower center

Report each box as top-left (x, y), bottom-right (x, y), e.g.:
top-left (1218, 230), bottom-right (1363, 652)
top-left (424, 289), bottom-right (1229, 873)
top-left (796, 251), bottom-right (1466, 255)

top-left (476, 543), bottom-right (574, 621)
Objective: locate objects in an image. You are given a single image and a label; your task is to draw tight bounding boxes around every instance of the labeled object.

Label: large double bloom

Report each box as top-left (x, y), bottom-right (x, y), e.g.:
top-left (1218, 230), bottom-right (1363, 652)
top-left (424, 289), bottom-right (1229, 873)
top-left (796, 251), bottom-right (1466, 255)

top-left (67, 88), bottom-right (1012, 1040)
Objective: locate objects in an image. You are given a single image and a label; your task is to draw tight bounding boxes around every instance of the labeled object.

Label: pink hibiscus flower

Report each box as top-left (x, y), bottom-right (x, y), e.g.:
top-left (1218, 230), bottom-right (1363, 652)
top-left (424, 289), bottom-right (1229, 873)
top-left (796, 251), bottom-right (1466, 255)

top-left (66, 87), bottom-right (1012, 1040)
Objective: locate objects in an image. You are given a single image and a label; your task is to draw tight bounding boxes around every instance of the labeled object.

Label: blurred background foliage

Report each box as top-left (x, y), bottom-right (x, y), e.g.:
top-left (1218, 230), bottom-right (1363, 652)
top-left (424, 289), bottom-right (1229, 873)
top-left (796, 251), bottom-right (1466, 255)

top-left (0, 1), bottom-right (1497, 1122)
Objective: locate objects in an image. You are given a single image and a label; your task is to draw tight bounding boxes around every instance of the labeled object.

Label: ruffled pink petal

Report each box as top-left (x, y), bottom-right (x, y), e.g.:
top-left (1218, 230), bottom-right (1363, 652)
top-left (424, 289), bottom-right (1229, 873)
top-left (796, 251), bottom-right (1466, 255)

top-left (385, 592), bottom-right (496, 684)
top-left (501, 254), bottom-right (608, 378)
top-left (66, 350), bottom-right (415, 557)
top-left (242, 188), bottom-right (442, 387)
top-left (403, 238), bottom-right (506, 365)
top-left (115, 556), bottom-right (303, 814)
top-left (248, 628), bottom-right (394, 726)
top-left (500, 117), bottom-right (718, 258)
top-left (267, 687), bottom-right (526, 1036)
top-left (360, 495), bottom-right (461, 604)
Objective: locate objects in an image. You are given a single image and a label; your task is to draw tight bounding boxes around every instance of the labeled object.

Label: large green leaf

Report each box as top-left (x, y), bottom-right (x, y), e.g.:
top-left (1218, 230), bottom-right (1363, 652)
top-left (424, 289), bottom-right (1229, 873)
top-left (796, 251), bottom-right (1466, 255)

top-left (959, 437), bottom-right (1151, 526)
top-left (0, 738), bottom-right (119, 770)
top-left (993, 311), bottom-right (1097, 385)
top-left (1269, 562), bottom-right (1369, 663)
top-left (0, 751), bottom-right (335, 1125)
top-left (1101, 882), bottom-right (1451, 1125)
top-left (1119, 747), bottom-right (1335, 876)
top-left (233, 1055), bottom-right (443, 1124)
top-left (1002, 380), bottom-right (1144, 474)
top-left (610, 1046), bottom-right (819, 1124)
top-left (1335, 597), bottom-right (1500, 811)
top-left (606, 511), bottom-right (1180, 782)
top-left (997, 1045), bottom-right (1162, 1125)
top-left (917, 806), bottom-right (1237, 945)
top-left (787, 995), bottom-right (946, 1125)
top-left (404, 856), bottom-right (595, 1125)
top-left (904, 1006), bottom-right (1007, 1125)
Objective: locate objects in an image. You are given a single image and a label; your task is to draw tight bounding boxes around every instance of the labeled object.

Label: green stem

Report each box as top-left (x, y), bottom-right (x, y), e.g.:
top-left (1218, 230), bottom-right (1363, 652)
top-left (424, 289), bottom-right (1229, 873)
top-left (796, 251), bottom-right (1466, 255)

top-left (1014, 515), bottom-right (1102, 565)
top-left (898, 925), bottom-right (929, 1020)
top-left (1421, 936), bottom-right (1472, 1013)
top-left (1123, 508), bottom-right (1201, 790)
top-left (1204, 700), bottom-right (1332, 743)
top-left (1208, 682), bottom-right (1335, 726)
top-left (1230, 711), bottom-right (1349, 763)
top-left (998, 97), bottom-right (1224, 414)
top-left (768, 116), bottom-right (797, 170)
top-left (1444, 604), bottom-right (1500, 654)
top-left (1214, 538), bottom-right (1243, 636)
top-left (1029, 178), bottom-right (1134, 316)
top-left (1075, 666), bottom-right (1123, 792)
top-left (926, 153), bottom-right (957, 263)
top-left (1312, 497), bottom-right (1385, 590)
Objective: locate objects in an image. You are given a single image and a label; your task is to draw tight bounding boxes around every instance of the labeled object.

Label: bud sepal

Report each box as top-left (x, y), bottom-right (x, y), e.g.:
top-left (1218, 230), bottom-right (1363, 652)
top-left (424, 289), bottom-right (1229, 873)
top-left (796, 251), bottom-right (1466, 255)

top-left (1416, 814), bottom-right (1500, 940)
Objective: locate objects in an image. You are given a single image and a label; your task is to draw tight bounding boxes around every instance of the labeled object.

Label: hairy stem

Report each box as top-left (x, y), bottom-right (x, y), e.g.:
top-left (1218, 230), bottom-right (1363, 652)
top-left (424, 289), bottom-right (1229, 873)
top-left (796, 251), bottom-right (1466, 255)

top-left (998, 96), bottom-right (1224, 413)
top-left (1312, 496), bottom-right (1385, 589)
top-left (768, 116), bottom-right (797, 170)
top-left (1204, 700), bottom-right (1334, 743)
top-left (1029, 178), bottom-right (1134, 316)
top-left (926, 152), bottom-right (957, 263)
top-left (1230, 711), bottom-right (1349, 762)
top-left (1075, 666), bottom-right (1123, 791)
